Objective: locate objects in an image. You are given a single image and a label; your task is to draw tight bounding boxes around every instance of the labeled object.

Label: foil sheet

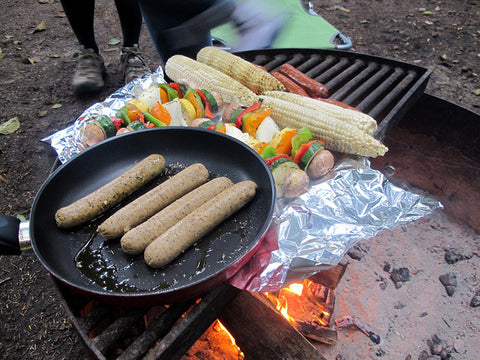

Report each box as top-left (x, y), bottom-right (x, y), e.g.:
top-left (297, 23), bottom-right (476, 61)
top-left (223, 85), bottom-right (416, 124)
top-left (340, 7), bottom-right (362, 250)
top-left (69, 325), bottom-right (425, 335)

top-left (44, 68), bottom-right (443, 292)
top-left (228, 156), bottom-right (442, 292)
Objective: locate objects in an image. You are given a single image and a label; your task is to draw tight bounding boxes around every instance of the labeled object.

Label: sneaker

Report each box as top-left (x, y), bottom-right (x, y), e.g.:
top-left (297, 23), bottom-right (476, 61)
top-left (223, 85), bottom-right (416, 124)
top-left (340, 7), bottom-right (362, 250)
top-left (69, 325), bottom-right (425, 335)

top-left (72, 47), bottom-right (106, 94)
top-left (121, 45), bottom-right (151, 84)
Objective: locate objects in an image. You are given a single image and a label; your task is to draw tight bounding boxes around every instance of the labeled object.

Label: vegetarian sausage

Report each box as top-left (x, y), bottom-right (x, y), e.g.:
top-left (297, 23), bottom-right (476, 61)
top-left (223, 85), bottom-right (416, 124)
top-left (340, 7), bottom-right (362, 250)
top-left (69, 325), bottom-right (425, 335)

top-left (278, 63), bottom-right (329, 98)
top-left (120, 176), bottom-right (233, 255)
top-left (144, 180), bottom-right (257, 268)
top-left (97, 163), bottom-right (209, 239)
top-left (270, 71), bottom-right (309, 97)
top-left (55, 154), bottom-right (165, 229)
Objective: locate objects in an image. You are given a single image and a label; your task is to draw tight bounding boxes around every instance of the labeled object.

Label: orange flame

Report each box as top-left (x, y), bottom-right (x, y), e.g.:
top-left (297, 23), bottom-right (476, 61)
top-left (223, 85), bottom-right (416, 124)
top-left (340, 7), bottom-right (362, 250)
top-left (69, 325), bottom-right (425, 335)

top-left (265, 278), bottom-right (333, 328)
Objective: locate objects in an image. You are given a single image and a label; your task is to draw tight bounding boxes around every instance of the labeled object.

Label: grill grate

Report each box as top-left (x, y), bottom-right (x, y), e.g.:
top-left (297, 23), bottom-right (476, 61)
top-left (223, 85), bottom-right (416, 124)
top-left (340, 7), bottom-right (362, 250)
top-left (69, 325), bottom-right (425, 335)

top-left (54, 279), bottom-right (239, 360)
top-left (236, 49), bottom-right (431, 140)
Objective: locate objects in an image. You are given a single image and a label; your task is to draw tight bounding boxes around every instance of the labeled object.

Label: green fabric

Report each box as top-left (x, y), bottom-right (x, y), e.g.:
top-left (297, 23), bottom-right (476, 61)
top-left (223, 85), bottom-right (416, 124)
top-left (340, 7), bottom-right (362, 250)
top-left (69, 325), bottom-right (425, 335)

top-left (212, 0), bottom-right (345, 49)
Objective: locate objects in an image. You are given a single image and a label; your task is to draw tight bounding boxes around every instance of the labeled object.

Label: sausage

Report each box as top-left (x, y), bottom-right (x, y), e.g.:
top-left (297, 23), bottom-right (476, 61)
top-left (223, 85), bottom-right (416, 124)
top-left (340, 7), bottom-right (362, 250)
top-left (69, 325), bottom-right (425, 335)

top-left (316, 97), bottom-right (361, 112)
top-left (144, 180), bottom-right (257, 268)
top-left (270, 71), bottom-right (309, 97)
top-left (278, 63), bottom-right (329, 98)
top-left (120, 177), bottom-right (233, 255)
top-left (55, 154), bottom-right (165, 229)
top-left (97, 163), bottom-right (209, 239)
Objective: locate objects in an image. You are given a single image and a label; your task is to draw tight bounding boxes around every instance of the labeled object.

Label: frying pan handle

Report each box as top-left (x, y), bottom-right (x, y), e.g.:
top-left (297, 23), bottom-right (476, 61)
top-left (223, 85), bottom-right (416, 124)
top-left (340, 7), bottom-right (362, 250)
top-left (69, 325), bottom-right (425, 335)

top-left (0, 215), bottom-right (31, 255)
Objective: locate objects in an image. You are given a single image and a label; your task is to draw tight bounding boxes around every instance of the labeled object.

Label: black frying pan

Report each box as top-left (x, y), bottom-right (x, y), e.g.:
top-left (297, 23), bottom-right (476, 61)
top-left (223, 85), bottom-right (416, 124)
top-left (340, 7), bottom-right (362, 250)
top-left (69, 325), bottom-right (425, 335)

top-left (0, 127), bottom-right (275, 306)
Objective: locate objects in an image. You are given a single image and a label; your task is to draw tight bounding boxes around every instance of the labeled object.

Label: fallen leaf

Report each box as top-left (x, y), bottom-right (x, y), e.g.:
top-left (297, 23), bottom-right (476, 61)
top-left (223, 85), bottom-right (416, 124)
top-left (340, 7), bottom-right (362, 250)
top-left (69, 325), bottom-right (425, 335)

top-left (339, 6), bottom-right (350, 12)
top-left (38, 110), bottom-right (48, 117)
top-left (36, 21), bottom-right (47, 31)
top-left (51, 103), bottom-right (62, 109)
top-left (27, 21), bottom-right (47, 34)
top-left (473, 89), bottom-right (480, 96)
top-left (108, 38), bottom-right (121, 46)
top-left (423, 10), bottom-right (434, 16)
top-left (16, 214), bottom-right (26, 222)
top-left (0, 117), bottom-right (20, 134)
top-left (0, 48), bottom-right (3, 60)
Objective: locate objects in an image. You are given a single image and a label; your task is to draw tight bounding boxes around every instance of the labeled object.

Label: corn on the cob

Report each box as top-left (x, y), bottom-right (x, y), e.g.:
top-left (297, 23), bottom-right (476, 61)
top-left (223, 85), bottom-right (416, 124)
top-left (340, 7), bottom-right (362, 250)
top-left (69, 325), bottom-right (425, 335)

top-left (196, 46), bottom-right (286, 94)
top-left (262, 91), bottom-right (378, 136)
top-left (259, 95), bottom-right (388, 158)
top-left (165, 55), bottom-right (257, 106)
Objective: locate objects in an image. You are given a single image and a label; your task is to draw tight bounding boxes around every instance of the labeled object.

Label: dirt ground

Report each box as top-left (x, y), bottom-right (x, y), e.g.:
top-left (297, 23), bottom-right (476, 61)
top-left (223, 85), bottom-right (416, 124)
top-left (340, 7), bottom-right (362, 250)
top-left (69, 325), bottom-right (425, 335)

top-left (0, 0), bottom-right (479, 359)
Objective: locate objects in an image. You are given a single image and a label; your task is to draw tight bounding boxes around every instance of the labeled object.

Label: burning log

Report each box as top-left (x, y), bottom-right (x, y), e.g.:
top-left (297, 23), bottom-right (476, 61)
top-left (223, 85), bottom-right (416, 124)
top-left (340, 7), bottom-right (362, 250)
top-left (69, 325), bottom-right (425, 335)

top-left (220, 290), bottom-right (328, 360)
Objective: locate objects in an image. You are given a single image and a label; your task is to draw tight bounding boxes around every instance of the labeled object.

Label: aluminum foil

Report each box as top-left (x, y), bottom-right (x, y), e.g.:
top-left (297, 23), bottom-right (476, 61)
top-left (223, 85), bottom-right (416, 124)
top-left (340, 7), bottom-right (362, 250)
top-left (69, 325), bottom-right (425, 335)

top-left (43, 68), bottom-right (443, 293)
top-left (228, 156), bottom-right (442, 292)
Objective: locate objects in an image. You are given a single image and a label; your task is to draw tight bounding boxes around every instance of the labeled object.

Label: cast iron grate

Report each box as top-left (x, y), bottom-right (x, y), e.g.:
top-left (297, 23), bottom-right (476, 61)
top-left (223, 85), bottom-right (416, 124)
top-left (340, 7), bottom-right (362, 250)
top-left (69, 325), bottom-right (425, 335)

top-left (54, 279), bottom-right (240, 360)
top-left (235, 48), bottom-right (432, 140)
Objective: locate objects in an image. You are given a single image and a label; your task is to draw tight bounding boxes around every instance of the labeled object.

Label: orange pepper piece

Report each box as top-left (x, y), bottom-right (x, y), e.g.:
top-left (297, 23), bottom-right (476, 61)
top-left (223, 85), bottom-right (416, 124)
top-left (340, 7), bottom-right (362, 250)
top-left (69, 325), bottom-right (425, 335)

top-left (243, 108), bottom-right (271, 137)
top-left (159, 88), bottom-right (169, 104)
top-left (273, 129), bottom-right (297, 155)
top-left (150, 102), bottom-right (172, 126)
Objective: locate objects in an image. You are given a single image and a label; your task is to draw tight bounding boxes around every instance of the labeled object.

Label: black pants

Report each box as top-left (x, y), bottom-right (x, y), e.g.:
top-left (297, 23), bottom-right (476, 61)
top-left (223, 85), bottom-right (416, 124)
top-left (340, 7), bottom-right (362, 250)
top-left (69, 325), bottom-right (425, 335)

top-left (60, 0), bottom-right (143, 52)
top-left (138, 0), bottom-right (235, 63)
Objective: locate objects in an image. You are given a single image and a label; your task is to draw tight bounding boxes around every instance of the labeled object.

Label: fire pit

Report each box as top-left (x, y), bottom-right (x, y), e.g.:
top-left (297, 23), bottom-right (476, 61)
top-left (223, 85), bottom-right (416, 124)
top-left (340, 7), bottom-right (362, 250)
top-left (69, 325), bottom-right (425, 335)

top-left (36, 49), bottom-right (480, 359)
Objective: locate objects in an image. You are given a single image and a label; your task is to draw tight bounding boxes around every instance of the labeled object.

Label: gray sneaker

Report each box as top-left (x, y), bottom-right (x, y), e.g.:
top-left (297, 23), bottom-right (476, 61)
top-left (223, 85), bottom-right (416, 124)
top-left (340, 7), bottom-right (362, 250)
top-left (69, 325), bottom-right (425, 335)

top-left (121, 45), bottom-right (151, 84)
top-left (72, 47), bottom-right (106, 94)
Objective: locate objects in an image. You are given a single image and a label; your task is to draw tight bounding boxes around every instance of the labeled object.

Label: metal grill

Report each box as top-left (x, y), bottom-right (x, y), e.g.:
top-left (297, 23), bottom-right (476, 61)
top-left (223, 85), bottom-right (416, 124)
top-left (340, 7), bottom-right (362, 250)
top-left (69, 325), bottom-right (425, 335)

top-left (236, 48), bottom-right (431, 140)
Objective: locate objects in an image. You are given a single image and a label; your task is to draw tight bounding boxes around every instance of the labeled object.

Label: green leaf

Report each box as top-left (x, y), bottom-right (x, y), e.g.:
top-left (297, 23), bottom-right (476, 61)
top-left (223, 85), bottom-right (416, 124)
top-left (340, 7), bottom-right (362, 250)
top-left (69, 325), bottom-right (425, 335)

top-left (0, 117), bottom-right (20, 134)
top-left (16, 214), bottom-right (27, 221)
top-left (0, 48), bottom-right (3, 60)
top-left (51, 103), bottom-right (62, 109)
top-left (108, 38), bottom-right (121, 46)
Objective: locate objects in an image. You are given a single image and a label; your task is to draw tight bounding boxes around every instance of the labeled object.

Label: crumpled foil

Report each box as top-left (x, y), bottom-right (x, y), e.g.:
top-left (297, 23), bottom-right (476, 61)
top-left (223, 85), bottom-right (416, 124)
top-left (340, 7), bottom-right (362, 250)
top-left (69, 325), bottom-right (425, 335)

top-left (43, 67), bottom-right (443, 293)
top-left (228, 156), bottom-right (442, 292)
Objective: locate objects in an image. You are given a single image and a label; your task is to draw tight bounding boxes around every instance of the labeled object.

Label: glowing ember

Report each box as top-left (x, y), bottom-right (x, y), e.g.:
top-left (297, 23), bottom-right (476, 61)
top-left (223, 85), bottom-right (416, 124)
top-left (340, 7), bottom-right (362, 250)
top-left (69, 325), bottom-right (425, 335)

top-left (216, 320), bottom-right (237, 346)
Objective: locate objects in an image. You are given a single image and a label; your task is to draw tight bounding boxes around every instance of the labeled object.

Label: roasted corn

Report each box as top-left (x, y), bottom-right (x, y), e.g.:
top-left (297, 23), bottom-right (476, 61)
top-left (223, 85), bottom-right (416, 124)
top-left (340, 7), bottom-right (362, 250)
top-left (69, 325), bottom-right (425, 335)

top-left (262, 91), bottom-right (378, 136)
top-left (259, 95), bottom-right (388, 158)
top-left (196, 46), bottom-right (286, 94)
top-left (165, 55), bottom-right (257, 106)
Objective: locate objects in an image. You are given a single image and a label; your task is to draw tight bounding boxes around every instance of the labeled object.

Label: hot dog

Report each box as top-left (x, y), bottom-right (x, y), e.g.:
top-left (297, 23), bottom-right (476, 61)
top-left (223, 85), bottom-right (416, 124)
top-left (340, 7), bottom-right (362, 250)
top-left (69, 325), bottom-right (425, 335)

top-left (55, 154), bottom-right (165, 229)
top-left (278, 63), bottom-right (329, 98)
top-left (270, 71), bottom-right (309, 96)
top-left (144, 180), bottom-right (257, 269)
top-left (120, 177), bottom-right (233, 255)
top-left (317, 97), bottom-right (361, 112)
top-left (97, 163), bottom-right (209, 239)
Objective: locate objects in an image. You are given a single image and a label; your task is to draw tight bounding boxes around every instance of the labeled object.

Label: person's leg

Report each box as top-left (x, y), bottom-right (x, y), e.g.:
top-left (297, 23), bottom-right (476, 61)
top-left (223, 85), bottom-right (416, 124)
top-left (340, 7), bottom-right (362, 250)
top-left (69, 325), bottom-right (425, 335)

top-left (139, 0), bottom-right (235, 63)
top-left (114, 0), bottom-right (151, 83)
top-left (60, 0), bottom-right (105, 94)
top-left (113, 0), bottom-right (142, 47)
top-left (60, 0), bottom-right (98, 52)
